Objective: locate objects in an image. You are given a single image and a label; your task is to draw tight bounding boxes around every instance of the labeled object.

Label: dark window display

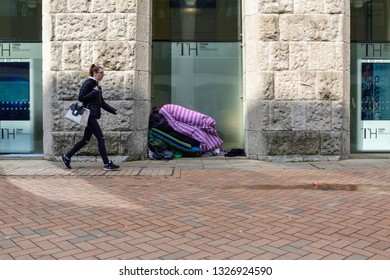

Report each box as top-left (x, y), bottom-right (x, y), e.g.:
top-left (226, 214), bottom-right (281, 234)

top-left (0, 0), bottom-right (42, 42)
top-left (0, 62), bottom-right (30, 120)
top-left (153, 0), bottom-right (240, 41)
top-left (361, 62), bottom-right (390, 121)
top-left (351, 0), bottom-right (389, 42)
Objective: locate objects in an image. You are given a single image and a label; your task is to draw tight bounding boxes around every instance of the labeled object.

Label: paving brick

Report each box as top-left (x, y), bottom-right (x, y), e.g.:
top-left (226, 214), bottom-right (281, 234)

top-left (0, 254), bottom-right (14, 260)
top-left (350, 240), bottom-right (373, 249)
top-left (253, 252), bottom-right (279, 259)
top-left (147, 237), bottom-right (173, 248)
top-left (9, 247), bottom-right (43, 258)
top-left (138, 250), bottom-right (170, 259)
top-left (371, 240), bottom-right (390, 251)
top-left (72, 249), bottom-right (105, 259)
top-left (322, 253), bottom-right (345, 260)
top-left (176, 244), bottom-right (201, 254)
top-left (0, 239), bottom-right (17, 249)
top-left (30, 247), bottom-right (64, 259)
top-left (276, 252), bottom-right (303, 260)
top-left (231, 252), bottom-right (259, 260)
top-left (279, 245), bottom-right (309, 256)
top-left (239, 244), bottom-right (266, 255)
top-left (95, 249), bottom-right (127, 260)
top-left (345, 253), bottom-right (368, 260)
top-left (161, 250), bottom-right (191, 260)
top-left (116, 249), bottom-right (147, 259)
top-left (182, 251), bottom-right (212, 259)
top-left (258, 245), bottom-right (287, 255)
top-left (288, 239), bottom-right (312, 248)
top-left (206, 251), bottom-right (236, 260)
top-left (299, 253), bottom-right (326, 260)
top-left (344, 245), bottom-right (376, 258)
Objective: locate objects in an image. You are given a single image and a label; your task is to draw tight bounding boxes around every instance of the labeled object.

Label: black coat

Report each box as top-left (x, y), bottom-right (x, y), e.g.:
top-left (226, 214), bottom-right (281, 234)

top-left (78, 77), bottom-right (116, 119)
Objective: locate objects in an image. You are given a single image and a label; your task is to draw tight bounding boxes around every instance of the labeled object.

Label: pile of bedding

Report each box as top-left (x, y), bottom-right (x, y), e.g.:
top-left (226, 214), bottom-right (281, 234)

top-left (149, 104), bottom-right (224, 156)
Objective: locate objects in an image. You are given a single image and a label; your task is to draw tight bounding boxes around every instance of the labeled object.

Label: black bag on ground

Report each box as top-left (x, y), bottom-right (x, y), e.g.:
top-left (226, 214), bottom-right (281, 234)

top-left (225, 148), bottom-right (245, 157)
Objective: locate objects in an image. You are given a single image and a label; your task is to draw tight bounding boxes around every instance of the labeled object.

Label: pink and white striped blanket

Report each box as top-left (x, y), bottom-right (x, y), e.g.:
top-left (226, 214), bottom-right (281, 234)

top-left (159, 104), bottom-right (223, 153)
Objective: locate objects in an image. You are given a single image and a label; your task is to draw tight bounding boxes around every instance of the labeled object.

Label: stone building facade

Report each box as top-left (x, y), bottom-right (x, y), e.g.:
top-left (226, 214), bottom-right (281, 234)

top-left (41, 0), bottom-right (350, 162)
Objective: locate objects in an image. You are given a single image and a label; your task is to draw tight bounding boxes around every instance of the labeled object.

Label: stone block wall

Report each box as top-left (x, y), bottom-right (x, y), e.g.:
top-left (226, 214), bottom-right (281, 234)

top-left (42, 0), bottom-right (151, 161)
top-left (243, 0), bottom-right (350, 161)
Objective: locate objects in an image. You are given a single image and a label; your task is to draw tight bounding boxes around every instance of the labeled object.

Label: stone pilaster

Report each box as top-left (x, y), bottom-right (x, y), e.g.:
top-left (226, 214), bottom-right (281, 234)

top-left (42, 0), bottom-right (151, 161)
top-left (243, 0), bottom-right (350, 161)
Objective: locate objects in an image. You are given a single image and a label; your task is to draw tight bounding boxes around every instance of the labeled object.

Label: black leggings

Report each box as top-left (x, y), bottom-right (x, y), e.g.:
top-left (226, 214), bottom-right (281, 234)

top-left (66, 118), bottom-right (109, 164)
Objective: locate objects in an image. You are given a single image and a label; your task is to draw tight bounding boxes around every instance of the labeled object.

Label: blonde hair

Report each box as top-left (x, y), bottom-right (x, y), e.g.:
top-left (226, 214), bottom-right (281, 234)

top-left (88, 64), bottom-right (103, 77)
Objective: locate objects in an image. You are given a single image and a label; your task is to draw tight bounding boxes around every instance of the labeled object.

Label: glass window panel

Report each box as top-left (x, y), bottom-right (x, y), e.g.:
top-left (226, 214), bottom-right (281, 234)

top-left (152, 41), bottom-right (243, 150)
top-left (0, 0), bottom-right (42, 42)
top-left (351, 0), bottom-right (390, 42)
top-left (0, 44), bottom-right (43, 154)
top-left (153, 0), bottom-right (241, 41)
top-left (172, 42), bottom-right (243, 149)
top-left (0, 61), bottom-right (31, 153)
top-left (351, 1), bottom-right (390, 152)
top-left (152, 0), bottom-right (243, 150)
top-left (350, 43), bottom-right (390, 152)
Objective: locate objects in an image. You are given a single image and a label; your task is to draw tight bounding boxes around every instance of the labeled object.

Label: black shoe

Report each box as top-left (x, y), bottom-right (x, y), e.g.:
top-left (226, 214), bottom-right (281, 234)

top-left (103, 161), bottom-right (120, 171)
top-left (61, 155), bottom-right (71, 169)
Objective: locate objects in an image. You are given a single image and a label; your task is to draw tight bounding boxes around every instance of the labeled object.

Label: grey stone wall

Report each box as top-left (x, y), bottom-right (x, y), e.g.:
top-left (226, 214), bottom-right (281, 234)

top-left (243, 0), bottom-right (350, 161)
top-left (42, 0), bottom-right (151, 162)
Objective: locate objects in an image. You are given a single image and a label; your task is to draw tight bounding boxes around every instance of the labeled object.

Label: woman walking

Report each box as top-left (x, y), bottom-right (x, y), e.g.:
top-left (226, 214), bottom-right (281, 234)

top-left (61, 64), bottom-right (120, 170)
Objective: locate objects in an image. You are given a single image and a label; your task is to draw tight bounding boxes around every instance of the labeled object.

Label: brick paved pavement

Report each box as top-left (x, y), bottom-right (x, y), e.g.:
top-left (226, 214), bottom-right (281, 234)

top-left (0, 157), bottom-right (390, 260)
